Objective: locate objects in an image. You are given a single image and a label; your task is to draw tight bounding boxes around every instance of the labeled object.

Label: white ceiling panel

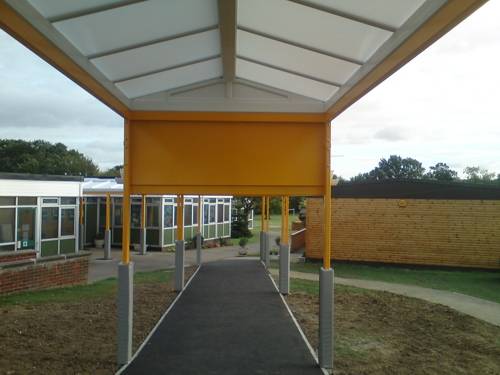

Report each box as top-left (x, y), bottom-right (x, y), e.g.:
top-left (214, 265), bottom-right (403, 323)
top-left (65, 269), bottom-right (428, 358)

top-left (304, 0), bottom-right (427, 29)
top-left (91, 29), bottom-right (221, 82)
top-left (116, 58), bottom-right (223, 99)
top-left (236, 59), bottom-right (337, 102)
top-left (27, 0), bottom-right (123, 19)
top-left (237, 30), bottom-right (359, 85)
top-left (53, 0), bottom-right (219, 56)
top-left (238, 0), bottom-right (392, 63)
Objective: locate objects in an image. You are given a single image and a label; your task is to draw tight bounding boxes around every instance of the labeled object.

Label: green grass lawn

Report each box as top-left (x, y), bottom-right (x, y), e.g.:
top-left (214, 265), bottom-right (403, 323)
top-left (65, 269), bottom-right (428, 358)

top-left (246, 214), bottom-right (299, 245)
top-left (271, 261), bottom-right (500, 304)
top-left (0, 269), bottom-right (173, 306)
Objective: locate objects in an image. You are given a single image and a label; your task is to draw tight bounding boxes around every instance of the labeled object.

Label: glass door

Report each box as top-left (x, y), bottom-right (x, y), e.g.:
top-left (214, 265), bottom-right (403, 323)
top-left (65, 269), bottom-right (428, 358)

top-left (17, 207), bottom-right (36, 250)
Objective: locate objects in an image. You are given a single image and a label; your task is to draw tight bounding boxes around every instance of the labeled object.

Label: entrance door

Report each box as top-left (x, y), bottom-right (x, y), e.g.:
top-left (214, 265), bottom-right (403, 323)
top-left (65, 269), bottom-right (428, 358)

top-left (17, 207), bottom-right (36, 250)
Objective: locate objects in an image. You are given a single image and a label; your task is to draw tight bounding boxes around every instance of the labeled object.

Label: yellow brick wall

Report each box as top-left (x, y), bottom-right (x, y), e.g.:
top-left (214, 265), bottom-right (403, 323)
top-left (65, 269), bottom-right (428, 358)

top-left (306, 198), bottom-right (500, 269)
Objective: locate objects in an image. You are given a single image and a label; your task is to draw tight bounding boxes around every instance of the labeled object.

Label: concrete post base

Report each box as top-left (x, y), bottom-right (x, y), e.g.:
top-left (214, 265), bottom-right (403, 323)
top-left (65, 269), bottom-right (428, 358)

top-left (196, 232), bottom-right (202, 266)
top-left (259, 231), bottom-right (264, 262)
top-left (117, 262), bottom-right (134, 366)
top-left (104, 229), bottom-right (112, 260)
top-left (139, 228), bottom-right (147, 255)
top-left (279, 244), bottom-right (290, 294)
top-left (79, 224), bottom-right (85, 250)
top-left (264, 232), bottom-right (270, 269)
top-left (174, 240), bottom-right (185, 292)
top-left (319, 267), bottom-right (334, 370)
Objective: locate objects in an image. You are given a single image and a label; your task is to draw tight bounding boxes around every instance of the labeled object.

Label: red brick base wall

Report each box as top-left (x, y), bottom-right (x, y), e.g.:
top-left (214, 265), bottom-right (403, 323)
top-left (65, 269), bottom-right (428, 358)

top-left (0, 250), bottom-right (37, 264)
top-left (0, 254), bottom-right (89, 295)
top-left (291, 228), bottom-right (306, 252)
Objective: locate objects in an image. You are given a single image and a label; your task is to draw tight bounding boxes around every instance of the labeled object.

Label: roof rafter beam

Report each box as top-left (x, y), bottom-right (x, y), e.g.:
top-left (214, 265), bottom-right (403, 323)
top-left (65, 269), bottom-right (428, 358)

top-left (237, 55), bottom-right (341, 87)
top-left (48, 0), bottom-right (148, 23)
top-left (218, 0), bottom-right (237, 82)
top-left (113, 55), bottom-right (221, 84)
top-left (88, 25), bottom-right (219, 60)
top-left (237, 26), bottom-right (364, 66)
top-left (287, 0), bottom-right (397, 33)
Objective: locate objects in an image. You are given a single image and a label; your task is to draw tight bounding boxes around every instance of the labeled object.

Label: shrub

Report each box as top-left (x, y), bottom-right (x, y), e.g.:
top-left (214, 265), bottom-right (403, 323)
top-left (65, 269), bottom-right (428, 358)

top-left (238, 237), bottom-right (248, 248)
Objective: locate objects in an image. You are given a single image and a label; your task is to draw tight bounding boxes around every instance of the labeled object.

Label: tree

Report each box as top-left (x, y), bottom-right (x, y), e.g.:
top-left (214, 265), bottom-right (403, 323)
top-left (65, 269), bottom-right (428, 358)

top-left (0, 139), bottom-right (99, 176)
top-left (463, 166), bottom-right (496, 183)
top-left (350, 155), bottom-right (425, 181)
top-left (425, 162), bottom-right (458, 181)
top-left (230, 197), bottom-right (258, 238)
top-left (101, 165), bottom-right (123, 177)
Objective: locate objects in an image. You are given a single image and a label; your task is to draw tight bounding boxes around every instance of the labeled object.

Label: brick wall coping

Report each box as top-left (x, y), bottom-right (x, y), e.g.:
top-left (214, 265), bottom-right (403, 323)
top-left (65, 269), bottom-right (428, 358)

top-left (0, 251), bottom-right (91, 271)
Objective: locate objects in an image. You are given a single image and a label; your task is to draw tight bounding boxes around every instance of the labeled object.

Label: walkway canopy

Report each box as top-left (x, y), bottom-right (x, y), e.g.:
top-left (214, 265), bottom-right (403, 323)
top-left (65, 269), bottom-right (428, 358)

top-left (0, 0), bottom-right (486, 370)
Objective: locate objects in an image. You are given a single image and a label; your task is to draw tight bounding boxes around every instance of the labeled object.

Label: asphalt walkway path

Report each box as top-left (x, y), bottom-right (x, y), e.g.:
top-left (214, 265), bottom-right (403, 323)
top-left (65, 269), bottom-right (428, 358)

top-left (121, 259), bottom-right (321, 374)
top-left (269, 269), bottom-right (500, 327)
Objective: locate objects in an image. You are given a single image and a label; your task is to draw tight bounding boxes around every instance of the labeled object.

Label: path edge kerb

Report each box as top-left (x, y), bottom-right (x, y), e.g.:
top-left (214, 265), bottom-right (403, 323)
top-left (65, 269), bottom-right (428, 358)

top-left (115, 265), bottom-right (202, 375)
top-left (266, 269), bottom-right (329, 375)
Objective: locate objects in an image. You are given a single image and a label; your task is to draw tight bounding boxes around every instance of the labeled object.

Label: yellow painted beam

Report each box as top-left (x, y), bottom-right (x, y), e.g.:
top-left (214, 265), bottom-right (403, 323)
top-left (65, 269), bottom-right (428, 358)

top-left (105, 193), bottom-right (111, 231)
top-left (281, 196), bottom-right (289, 245)
top-left (122, 119), bottom-right (131, 264)
top-left (176, 195), bottom-right (184, 241)
top-left (128, 111), bottom-right (326, 123)
top-left (323, 122), bottom-right (332, 269)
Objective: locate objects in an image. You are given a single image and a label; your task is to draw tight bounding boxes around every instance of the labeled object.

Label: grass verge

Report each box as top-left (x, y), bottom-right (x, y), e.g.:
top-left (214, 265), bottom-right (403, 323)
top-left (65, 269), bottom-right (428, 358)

top-left (271, 261), bottom-right (500, 303)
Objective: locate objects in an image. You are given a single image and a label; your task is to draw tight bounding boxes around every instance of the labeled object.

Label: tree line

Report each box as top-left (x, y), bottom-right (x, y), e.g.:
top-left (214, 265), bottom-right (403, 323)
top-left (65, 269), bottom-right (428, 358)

top-left (0, 139), bottom-right (121, 176)
top-left (345, 155), bottom-right (500, 185)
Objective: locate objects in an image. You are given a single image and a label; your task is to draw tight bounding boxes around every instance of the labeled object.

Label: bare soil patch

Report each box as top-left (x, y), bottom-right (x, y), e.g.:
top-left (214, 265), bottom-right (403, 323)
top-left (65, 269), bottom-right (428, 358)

top-left (0, 267), bottom-right (196, 375)
top-left (286, 286), bottom-right (500, 375)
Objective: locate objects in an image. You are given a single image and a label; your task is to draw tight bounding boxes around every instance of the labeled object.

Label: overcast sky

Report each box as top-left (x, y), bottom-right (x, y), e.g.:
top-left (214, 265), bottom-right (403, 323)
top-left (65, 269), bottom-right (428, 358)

top-left (0, 1), bottom-right (499, 178)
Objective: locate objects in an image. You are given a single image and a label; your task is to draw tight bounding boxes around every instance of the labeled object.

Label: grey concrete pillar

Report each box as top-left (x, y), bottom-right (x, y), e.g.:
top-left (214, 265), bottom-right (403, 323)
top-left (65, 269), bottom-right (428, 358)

top-left (196, 232), bottom-right (202, 266)
top-left (279, 244), bottom-right (290, 294)
top-left (139, 228), bottom-right (147, 255)
top-left (259, 231), bottom-right (264, 262)
top-left (79, 224), bottom-right (85, 250)
top-left (117, 262), bottom-right (134, 366)
top-left (264, 232), bottom-right (270, 269)
top-left (174, 240), bottom-right (185, 292)
top-left (104, 229), bottom-right (112, 260)
top-left (319, 267), bottom-right (334, 370)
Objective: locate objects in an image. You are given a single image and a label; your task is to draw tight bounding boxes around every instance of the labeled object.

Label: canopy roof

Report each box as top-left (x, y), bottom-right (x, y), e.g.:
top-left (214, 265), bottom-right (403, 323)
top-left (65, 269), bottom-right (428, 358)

top-left (1, 0), bottom-right (485, 117)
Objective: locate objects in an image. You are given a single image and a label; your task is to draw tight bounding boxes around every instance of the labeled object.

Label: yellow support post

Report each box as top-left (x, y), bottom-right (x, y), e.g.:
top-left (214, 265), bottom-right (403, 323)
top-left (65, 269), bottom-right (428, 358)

top-left (323, 121), bottom-right (332, 269)
top-left (122, 119), bottom-right (131, 264)
top-left (281, 196), bottom-right (289, 245)
top-left (105, 193), bottom-right (111, 231)
top-left (177, 194), bottom-right (184, 241)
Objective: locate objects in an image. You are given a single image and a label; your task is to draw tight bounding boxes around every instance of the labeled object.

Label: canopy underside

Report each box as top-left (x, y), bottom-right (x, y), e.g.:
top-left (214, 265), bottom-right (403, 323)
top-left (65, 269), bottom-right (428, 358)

top-left (1, 0), bottom-right (485, 116)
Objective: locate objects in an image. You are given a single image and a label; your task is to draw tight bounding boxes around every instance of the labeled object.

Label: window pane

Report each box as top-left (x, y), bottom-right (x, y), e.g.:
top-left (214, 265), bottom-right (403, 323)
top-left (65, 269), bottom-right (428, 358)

top-left (42, 207), bottom-right (58, 239)
top-left (184, 204), bottom-right (192, 226)
top-left (17, 207), bottom-right (35, 249)
top-left (99, 203), bottom-right (106, 229)
top-left (131, 204), bottom-right (141, 227)
top-left (164, 205), bottom-right (173, 228)
top-left (0, 208), bottom-right (15, 243)
top-left (114, 205), bottom-right (123, 226)
top-left (0, 244), bottom-right (15, 251)
top-left (209, 205), bottom-right (215, 223)
top-left (224, 205), bottom-right (229, 221)
top-left (203, 204), bottom-right (209, 224)
top-left (114, 197), bottom-right (123, 204)
top-left (61, 197), bottom-right (76, 205)
top-left (217, 204), bottom-right (223, 223)
top-left (43, 198), bottom-right (58, 204)
top-left (147, 197), bottom-right (161, 204)
top-left (85, 197), bottom-right (97, 203)
top-left (18, 197), bottom-right (37, 205)
top-left (147, 205), bottom-right (159, 227)
top-left (173, 206), bottom-right (177, 226)
top-left (0, 197), bottom-right (15, 206)
top-left (193, 205), bottom-right (198, 225)
top-left (61, 208), bottom-right (75, 236)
